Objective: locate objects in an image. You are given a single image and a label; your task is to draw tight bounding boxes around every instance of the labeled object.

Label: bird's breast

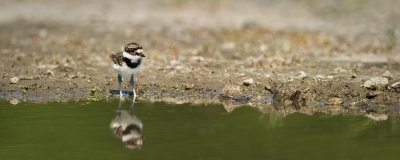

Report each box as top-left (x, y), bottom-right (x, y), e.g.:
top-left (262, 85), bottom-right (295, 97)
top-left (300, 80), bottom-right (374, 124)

top-left (123, 57), bottom-right (141, 69)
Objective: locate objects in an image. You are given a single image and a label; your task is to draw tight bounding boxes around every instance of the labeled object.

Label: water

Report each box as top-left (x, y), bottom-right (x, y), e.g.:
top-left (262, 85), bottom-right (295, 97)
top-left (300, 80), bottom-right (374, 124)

top-left (1, 99), bottom-right (400, 160)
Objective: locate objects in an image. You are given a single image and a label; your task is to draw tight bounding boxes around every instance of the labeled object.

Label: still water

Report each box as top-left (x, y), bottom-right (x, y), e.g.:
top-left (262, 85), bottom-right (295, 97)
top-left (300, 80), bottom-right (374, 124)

top-left (1, 99), bottom-right (400, 160)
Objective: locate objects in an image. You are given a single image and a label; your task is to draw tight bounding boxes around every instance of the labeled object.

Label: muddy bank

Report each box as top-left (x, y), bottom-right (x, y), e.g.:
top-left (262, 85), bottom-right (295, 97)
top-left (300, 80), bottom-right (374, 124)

top-left (1, 0), bottom-right (400, 115)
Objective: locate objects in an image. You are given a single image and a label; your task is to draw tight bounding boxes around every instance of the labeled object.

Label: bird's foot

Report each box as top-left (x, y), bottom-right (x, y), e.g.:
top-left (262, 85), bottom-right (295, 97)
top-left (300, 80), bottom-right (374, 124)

top-left (109, 90), bottom-right (134, 96)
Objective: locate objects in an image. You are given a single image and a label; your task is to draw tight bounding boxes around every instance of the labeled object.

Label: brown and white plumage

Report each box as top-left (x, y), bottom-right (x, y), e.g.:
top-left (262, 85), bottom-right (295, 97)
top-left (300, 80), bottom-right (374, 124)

top-left (111, 42), bottom-right (146, 99)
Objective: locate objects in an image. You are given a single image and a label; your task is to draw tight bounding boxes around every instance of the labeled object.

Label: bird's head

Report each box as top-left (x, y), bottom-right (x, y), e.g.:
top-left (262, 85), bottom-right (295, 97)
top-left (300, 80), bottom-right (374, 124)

top-left (124, 42), bottom-right (146, 58)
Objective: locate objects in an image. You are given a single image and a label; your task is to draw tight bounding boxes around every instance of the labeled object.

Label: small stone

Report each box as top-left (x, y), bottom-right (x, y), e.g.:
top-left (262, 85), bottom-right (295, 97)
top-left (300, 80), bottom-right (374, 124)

top-left (314, 74), bottom-right (325, 80)
top-left (10, 77), bottom-right (19, 84)
top-left (183, 83), bottom-right (194, 90)
top-left (365, 113), bottom-right (388, 121)
top-left (243, 78), bottom-right (254, 86)
top-left (362, 77), bottom-right (389, 90)
top-left (9, 98), bottom-right (20, 105)
top-left (382, 70), bottom-right (392, 79)
top-left (46, 70), bottom-right (54, 76)
top-left (366, 91), bottom-right (382, 99)
top-left (351, 74), bottom-right (357, 79)
top-left (174, 65), bottom-right (184, 70)
top-left (264, 85), bottom-right (272, 91)
top-left (238, 73), bottom-right (246, 77)
top-left (390, 82), bottom-right (400, 92)
top-left (390, 82), bottom-right (400, 88)
top-left (69, 74), bottom-right (78, 79)
top-left (328, 97), bottom-right (343, 105)
top-left (190, 56), bottom-right (204, 62)
top-left (334, 67), bottom-right (346, 73)
top-left (19, 76), bottom-right (34, 80)
top-left (296, 71), bottom-right (307, 79)
top-left (220, 81), bottom-right (241, 98)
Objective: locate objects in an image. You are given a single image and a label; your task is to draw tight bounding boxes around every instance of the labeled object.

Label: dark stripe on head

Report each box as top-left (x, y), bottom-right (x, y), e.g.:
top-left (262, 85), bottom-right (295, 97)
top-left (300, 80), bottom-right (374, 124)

top-left (125, 42), bottom-right (142, 53)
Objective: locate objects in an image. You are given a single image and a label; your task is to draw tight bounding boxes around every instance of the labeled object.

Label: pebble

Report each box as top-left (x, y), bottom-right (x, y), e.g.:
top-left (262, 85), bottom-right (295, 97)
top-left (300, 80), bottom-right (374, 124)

top-left (20, 76), bottom-right (34, 80)
top-left (220, 81), bottom-right (241, 98)
top-left (190, 56), bottom-right (204, 62)
top-left (243, 78), bottom-right (254, 86)
top-left (328, 97), bottom-right (343, 105)
top-left (366, 91), bottom-right (382, 99)
top-left (10, 77), bottom-right (19, 84)
top-left (390, 82), bottom-right (400, 92)
top-left (296, 71), bottom-right (307, 79)
top-left (390, 82), bottom-right (400, 88)
top-left (9, 98), bottom-right (20, 105)
top-left (183, 83), bottom-right (194, 90)
top-left (69, 74), bottom-right (78, 79)
top-left (362, 77), bottom-right (389, 90)
top-left (46, 70), bottom-right (54, 76)
top-left (334, 67), bottom-right (346, 73)
top-left (382, 70), bottom-right (392, 79)
top-left (365, 113), bottom-right (388, 121)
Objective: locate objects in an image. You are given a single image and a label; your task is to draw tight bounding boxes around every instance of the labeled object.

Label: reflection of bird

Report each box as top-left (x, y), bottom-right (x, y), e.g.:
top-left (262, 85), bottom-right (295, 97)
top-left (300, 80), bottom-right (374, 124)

top-left (111, 42), bottom-right (146, 100)
top-left (110, 97), bottom-right (143, 149)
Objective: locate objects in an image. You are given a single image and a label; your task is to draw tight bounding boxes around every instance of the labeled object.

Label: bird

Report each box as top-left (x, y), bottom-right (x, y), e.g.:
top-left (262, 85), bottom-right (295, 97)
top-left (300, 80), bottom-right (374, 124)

top-left (110, 96), bottom-right (143, 149)
top-left (111, 42), bottom-right (146, 100)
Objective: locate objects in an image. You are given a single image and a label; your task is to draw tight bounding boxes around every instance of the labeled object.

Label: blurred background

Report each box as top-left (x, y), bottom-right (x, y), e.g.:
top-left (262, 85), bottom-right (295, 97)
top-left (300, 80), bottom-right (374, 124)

top-left (1, 0), bottom-right (399, 33)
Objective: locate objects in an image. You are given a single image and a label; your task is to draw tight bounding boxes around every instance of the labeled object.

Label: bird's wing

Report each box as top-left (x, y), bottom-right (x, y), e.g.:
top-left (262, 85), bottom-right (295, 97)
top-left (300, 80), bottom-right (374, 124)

top-left (111, 52), bottom-right (124, 66)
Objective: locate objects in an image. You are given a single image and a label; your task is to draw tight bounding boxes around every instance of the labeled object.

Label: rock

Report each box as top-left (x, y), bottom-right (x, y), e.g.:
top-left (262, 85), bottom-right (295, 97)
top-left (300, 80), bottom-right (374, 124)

top-left (334, 67), bottom-right (346, 73)
top-left (190, 56), bottom-right (204, 62)
top-left (362, 77), bottom-right (389, 90)
top-left (382, 70), bottom-right (392, 79)
top-left (183, 83), bottom-right (194, 90)
top-left (328, 97), bottom-right (343, 105)
top-left (220, 81), bottom-right (241, 98)
top-left (365, 113), bottom-right (388, 121)
top-left (366, 91), bottom-right (382, 99)
top-left (264, 85), bottom-right (272, 92)
top-left (10, 77), bottom-right (19, 84)
top-left (313, 74), bottom-right (325, 80)
top-left (390, 82), bottom-right (400, 92)
top-left (390, 82), bottom-right (400, 88)
top-left (19, 76), bottom-right (34, 80)
top-left (46, 70), bottom-right (54, 76)
top-left (69, 74), bottom-right (78, 79)
top-left (9, 98), bottom-right (20, 105)
top-left (351, 74), bottom-right (357, 79)
top-left (243, 78), bottom-right (254, 86)
top-left (296, 71), bottom-right (307, 79)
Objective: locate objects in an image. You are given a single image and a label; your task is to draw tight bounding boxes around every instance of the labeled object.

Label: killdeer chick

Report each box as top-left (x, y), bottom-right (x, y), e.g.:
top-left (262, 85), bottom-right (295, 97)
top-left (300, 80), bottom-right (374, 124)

top-left (111, 42), bottom-right (146, 100)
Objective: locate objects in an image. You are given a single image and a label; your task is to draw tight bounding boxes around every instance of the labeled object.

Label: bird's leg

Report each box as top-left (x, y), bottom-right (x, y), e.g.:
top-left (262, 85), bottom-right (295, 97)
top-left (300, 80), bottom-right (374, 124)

top-left (129, 96), bottom-right (136, 114)
top-left (118, 73), bottom-right (123, 98)
top-left (130, 74), bottom-right (137, 101)
top-left (117, 95), bottom-right (123, 115)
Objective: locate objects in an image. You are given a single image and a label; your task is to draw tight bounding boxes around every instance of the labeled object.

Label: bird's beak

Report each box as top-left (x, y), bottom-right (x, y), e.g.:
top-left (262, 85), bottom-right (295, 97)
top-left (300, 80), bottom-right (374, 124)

top-left (138, 52), bottom-right (146, 57)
